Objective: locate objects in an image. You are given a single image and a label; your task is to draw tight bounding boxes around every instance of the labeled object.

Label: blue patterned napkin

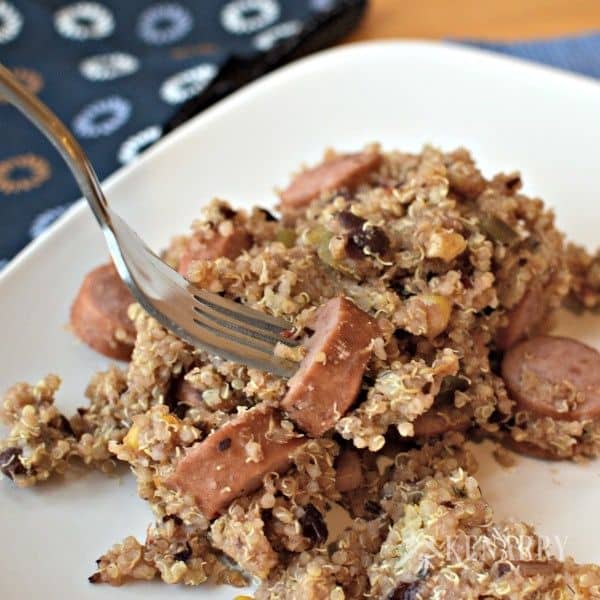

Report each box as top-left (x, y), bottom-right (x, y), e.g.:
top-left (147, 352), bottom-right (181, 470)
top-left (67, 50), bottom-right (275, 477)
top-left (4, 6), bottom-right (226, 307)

top-left (0, 0), bottom-right (364, 269)
top-left (0, 3), bottom-right (598, 269)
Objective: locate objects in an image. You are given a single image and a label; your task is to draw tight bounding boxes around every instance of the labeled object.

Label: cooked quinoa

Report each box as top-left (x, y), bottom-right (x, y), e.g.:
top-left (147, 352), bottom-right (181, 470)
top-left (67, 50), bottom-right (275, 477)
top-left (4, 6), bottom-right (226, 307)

top-left (1, 145), bottom-right (600, 598)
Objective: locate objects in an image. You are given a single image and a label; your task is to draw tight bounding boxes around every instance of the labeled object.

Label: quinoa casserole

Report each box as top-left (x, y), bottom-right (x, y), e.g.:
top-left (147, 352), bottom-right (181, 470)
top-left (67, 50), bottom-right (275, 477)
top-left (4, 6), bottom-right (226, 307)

top-left (2, 145), bottom-right (600, 599)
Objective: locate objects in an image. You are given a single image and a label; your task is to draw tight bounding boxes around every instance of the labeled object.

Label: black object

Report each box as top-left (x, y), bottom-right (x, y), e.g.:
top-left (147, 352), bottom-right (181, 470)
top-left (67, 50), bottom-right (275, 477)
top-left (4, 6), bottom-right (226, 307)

top-left (163, 0), bottom-right (367, 133)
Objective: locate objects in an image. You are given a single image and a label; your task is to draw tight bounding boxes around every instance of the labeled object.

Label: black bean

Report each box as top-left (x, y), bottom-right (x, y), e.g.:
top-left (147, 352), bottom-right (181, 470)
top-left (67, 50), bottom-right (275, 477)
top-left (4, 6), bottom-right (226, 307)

top-left (173, 542), bottom-right (192, 563)
top-left (0, 447), bottom-right (25, 481)
top-left (364, 500), bottom-right (382, 514)
top-left (390, 277), bottom-right (412, 299)
top-left (259, 208), bottom-right (279, 222)
top-left (349, 225), bottom-right (390, 257)
top-left (337, 210), bottom-right (366, 231)
top-left (393, 329), bottom-right (411, 341)
top-left (173, 403), bottom-right (188, 419)
top-left (299, 503), bottom-right (328, 546)
top-left (505, 176), bottom-right (521, 191)
top-left (53, 415), bottom-right (75, 437)
top-left (387, 582), bottom-right (421, 600)
top-left (218, 437), bottom-right (232, 451)
top-left (163, 514), bottom-right (183, 525)
top-left (435, 375), bottom-right (470, 404)
top-left (219, 205), bottom-right (237, 219)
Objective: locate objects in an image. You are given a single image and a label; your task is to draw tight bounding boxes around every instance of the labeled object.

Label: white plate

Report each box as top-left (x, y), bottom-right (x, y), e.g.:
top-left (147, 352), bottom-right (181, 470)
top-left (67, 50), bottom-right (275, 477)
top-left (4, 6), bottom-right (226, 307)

top-left (1, 41), bottom-right (599, 599)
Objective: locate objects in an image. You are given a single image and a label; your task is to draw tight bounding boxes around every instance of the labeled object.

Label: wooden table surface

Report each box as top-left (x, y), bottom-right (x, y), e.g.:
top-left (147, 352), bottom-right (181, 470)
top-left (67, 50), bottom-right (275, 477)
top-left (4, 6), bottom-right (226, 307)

top-left (348, 0), bottom-right (599, 41)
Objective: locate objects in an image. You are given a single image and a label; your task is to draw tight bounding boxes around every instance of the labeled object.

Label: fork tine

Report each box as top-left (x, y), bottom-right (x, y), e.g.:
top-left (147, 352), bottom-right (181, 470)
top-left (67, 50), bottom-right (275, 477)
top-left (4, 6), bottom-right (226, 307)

top-left (190, 311), bottom-right (296, 377)
top-left (192, 314), bottom-right (273, 356)
top-left (192, 302), bottom-right (298, 347)
top-left (193, 325), bottom-right (296, 377)
top-left (191, 289), bottom-right (293, 334)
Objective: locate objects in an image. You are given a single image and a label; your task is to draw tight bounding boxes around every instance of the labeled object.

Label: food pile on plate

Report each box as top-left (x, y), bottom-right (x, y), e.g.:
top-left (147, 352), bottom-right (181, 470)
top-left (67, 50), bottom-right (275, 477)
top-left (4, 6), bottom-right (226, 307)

top-left (2, 145), bottom-right (600, 598)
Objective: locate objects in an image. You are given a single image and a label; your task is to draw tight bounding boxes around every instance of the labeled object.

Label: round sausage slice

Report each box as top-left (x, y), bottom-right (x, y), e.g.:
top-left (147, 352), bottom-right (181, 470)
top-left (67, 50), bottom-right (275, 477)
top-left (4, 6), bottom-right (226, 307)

top-left (496, 288), bottom-right (544, 350)
top-left (501, 436), bottom-right (565, 461)
top-left (178, 229), bottom-right (252, 277)
top-left (501, 335), bottom-right (600, 420)
top-left (279, 152), bottom-right (381, 222)
top-left (412, 406), bottom-right (472, 437)
top-left (70, 263), bottom-right (136, 360)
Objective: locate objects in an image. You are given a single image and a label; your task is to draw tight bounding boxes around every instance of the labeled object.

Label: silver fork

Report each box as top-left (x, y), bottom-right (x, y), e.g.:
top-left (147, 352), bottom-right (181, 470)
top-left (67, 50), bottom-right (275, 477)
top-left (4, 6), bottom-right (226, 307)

top-left (0, 63), bottom-right (298, 378)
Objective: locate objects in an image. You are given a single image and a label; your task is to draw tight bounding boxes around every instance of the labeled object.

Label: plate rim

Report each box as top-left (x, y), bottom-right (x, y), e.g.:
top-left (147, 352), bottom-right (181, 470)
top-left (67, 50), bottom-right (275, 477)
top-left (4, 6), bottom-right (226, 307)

top-left (1, 39), bottom-right (598, 287)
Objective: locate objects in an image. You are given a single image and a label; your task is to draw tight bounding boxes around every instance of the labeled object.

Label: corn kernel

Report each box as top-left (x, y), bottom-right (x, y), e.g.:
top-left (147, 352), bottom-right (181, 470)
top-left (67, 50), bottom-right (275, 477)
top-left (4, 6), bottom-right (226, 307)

top-left (421, 294), bottom-right (452, 338)
top-left (161, 414), bottom-right (180, 427)
top-left (426, 230), bottom-right (467, 262)
top-left (123, 424), bottom-right (139, 450)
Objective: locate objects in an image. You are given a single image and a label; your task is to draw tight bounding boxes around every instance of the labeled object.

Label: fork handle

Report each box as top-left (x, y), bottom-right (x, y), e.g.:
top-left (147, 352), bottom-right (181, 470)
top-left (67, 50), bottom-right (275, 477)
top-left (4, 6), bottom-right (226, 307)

top-left (0, 62), bottom-right (113, 231)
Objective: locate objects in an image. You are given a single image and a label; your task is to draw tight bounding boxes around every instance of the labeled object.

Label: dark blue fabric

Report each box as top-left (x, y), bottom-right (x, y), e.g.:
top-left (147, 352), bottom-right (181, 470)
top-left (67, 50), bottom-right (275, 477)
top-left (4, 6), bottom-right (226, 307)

top-left (0, 5), bottom-right (598, 270)
top-left (0, 0), bottom-right (347, 269)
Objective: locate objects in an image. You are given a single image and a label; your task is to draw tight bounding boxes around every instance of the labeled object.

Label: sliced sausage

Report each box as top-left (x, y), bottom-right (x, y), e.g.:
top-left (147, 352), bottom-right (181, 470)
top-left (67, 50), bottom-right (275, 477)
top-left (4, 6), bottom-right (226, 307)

top-left (412, 406), bottom-right (472, 438)
top-left (173, 379), bottom-right (203, 408)
top-left (178, 229), bottom-right (252, 277)
top-left (496, 287), bottom-right (544, 350)
top-left (281, 297), bottom-right (378, 437)
top-left (335, 449), bottom-right (363, 493)
top-left (501, 336), bottom-right (600, 421)
top-left (167, 405), bottom-right (305, 519)
top-left (501, 436), bottom-right (564, 461)
top-left (279, 152), bottom-right (381, 222)
top-left (70, 263), bottom-right (136, 360)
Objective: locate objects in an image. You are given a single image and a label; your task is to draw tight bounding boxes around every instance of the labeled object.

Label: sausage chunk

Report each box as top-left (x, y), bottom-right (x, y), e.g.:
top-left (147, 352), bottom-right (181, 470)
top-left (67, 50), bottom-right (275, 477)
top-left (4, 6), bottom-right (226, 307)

top-left (502, 335), bottom-right (600, 420)
top-left (335, 449), bottom-right (363, 493)
top-left (279, 152), bottom-right (381, 222)
top-left (178, 229), bottom-right (252, 277)
top-left (70, 263), bottom-right (136, 360)
top-left (281, 297), bottom-right (377, 437)
top-left (167, 405), bottom-right (304, 519)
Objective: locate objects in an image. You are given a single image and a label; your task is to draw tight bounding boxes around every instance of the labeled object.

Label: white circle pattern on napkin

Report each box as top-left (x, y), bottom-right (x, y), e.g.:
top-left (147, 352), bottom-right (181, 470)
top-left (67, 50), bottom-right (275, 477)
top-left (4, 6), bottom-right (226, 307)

top-left (252, 19), bottom-right (301, 50)
top-left (73, 96), bottom-right (131, 138)
top-left (137, 3), bottom-right (193, 45)
top-left (29, 204), bottom-right (69, 239)
top-left (221, 0), bottom-right (280, 35)
top-left (0, 1), bottom-right (23, 44)
top-left (79, 52), bottom-right (140, 81)
top-left (118, 125), bottom-right (162, 164)
top-left (159, 64), bottom-right (217, 105)
top-left (54, 2), bottom-right (115, 41)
